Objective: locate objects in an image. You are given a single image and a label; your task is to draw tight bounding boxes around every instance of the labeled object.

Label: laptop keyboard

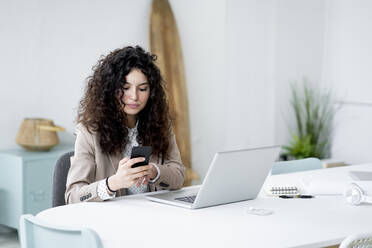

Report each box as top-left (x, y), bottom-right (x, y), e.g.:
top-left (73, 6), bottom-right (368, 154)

top-left (175, 195), bottom-right (197, 203)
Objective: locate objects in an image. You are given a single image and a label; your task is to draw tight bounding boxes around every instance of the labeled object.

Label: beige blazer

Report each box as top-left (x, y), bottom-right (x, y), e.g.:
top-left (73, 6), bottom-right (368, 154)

top-left (65, 124), bottom-right (185, 204)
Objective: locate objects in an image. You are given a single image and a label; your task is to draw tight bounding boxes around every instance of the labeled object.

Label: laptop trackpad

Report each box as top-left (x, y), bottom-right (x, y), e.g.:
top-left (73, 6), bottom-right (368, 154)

top-left (150, 187), bottom-right (200, 203)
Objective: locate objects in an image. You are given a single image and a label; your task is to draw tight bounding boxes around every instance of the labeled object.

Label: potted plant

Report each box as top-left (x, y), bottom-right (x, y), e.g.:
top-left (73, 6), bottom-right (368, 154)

top-left (281, 78), bottom-right (339, 160)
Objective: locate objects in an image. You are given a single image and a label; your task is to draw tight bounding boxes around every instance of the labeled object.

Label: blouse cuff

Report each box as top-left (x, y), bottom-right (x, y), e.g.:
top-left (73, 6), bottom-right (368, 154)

top-left (97, 179), bottom-right (116, 200)
top-left (149, 163), bottom-right (160, 183)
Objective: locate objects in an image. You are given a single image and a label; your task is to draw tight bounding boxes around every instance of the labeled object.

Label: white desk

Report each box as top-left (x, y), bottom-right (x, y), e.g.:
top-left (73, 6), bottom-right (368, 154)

top-left (37, 164), bottom-right (372, 248)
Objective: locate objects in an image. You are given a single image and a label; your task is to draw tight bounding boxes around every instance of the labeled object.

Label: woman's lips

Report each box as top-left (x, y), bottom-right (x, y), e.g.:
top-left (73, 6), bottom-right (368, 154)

top-left (127, 104), bottom-right (138, 109)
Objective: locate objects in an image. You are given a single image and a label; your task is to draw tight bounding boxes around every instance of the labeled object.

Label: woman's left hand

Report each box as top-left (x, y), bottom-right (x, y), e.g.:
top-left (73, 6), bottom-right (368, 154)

top-left (136, 163), bottom-right (158, 187)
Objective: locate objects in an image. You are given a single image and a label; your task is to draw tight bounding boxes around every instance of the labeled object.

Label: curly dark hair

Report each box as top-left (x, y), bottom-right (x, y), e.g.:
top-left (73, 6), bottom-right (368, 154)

top-left (77, 45), bottom-right (171, 158)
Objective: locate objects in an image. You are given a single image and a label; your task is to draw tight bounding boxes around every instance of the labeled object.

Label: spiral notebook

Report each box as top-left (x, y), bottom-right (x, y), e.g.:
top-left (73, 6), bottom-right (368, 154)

top-left (265, 186), bottom-right (299, 196)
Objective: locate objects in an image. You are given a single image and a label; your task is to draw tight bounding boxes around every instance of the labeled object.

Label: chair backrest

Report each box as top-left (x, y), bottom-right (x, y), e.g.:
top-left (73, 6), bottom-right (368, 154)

top-left (271, 157), bottom-right (322, 175)
top-left (19, 214), bottom-right (103, 248)
top-left (52, 151), bottom-right (74, 207)
top-left (339, 232), bottom-right (372, 248)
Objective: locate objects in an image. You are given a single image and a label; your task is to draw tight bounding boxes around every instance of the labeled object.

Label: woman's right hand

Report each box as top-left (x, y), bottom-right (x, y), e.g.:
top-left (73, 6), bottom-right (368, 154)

top-left (107, 157), bottom-right (152, 191)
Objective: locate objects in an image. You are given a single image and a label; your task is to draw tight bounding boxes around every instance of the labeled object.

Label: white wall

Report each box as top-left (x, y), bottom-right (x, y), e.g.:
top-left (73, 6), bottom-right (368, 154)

top-left (274, 0), bottom-right (326, 147)
top-left (2, 0), bottom-right (371, 183)
top-left (167, 0), bottom-right (227, 180)
top-left (273, 0), bottom-right (372, 164)
top-left (0, 0), bottom-right (151, 146)
top-left (322, 0), bottom-right (372, 164)
top-left (225, 0), bottom-right (277, 150)
top-left (0, 0), bottom-right (278, 182)
top-left (174, 0), bottom-right (278, 180)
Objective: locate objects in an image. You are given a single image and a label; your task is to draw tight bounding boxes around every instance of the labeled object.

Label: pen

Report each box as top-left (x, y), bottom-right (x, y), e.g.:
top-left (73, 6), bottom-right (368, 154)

top-left (140, 176), bottom-right (147, 185)
top-left (279, 195), bottom-right (314, 199)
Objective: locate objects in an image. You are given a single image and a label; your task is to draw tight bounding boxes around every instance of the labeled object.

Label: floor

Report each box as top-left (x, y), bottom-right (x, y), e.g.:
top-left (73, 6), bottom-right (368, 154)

top-left (0, 226), bottom-right (20, 248)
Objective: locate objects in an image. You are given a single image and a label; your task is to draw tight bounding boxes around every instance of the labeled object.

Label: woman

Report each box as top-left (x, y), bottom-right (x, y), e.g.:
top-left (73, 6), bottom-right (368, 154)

top-left (65, 46), bottom-right (185, 204)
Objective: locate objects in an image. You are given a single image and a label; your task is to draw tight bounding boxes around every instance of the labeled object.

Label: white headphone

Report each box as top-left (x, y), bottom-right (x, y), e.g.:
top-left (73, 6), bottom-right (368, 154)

top-left (344, 183), bottom-right (372, 205)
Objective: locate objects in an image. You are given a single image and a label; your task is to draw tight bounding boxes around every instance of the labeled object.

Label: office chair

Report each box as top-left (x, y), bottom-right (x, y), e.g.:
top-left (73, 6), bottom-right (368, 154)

top-left (52, 151), bottom-right (74, 207)
top-left (271, 157), bottom-right (322, 175)
top-left (19, 214), bottom-right (103, 248)
top-left (339, 232), bottom-right (372, 248)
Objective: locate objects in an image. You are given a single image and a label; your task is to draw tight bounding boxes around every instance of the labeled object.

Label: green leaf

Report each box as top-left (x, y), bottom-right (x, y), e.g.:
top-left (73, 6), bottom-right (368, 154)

top-left (282, 78), bottom-right (339, 160)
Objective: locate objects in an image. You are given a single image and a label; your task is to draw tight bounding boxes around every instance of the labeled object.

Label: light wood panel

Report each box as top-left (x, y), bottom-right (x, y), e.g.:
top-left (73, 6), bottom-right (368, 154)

top-left (149, 0), bottom-right (198, 185)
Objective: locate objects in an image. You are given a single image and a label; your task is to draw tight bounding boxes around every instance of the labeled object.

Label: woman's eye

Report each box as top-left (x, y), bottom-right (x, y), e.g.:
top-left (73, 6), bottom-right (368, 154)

top-left (123, 88), bottom-right (130, 91)
top-left (139, 88), bottom-right (148, 92)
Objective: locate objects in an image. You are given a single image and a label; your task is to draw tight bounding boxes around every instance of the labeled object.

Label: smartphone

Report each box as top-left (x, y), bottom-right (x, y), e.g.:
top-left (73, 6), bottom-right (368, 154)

top-left (130, 146), bottom-right (152, 168)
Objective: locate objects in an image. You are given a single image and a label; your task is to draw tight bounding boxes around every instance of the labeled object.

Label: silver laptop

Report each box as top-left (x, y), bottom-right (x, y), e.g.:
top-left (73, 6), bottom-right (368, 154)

top-left (146, 145), bottom-right (280, 209)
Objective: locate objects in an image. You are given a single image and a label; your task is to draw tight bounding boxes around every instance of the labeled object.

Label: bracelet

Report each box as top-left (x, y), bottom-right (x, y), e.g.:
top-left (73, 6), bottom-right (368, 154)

top-left (106, 177), bottom-right (117, 193)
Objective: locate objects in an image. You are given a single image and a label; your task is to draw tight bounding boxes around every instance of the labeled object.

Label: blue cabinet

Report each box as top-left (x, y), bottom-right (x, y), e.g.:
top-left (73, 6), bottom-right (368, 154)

top-left (0, 145), bottom-right (74, 229)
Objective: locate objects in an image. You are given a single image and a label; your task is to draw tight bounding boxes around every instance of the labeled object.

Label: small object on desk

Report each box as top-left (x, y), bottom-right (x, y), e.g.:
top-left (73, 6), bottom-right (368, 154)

top-left (279, 195), bottom-right (314, 199)
top-left (265, 186), bottom-right (299, 196)
top-left (322, 159), bottom-right (345, 168)
top-left (349, 171), bottom-right (372, 181)
top-left (246, 207), bottom-right (274, 216)
top-left (303, 179), bottom-right (347, 195)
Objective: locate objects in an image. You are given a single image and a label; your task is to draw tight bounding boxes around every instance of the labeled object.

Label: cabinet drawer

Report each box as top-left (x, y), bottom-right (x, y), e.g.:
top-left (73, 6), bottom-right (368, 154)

top-left (0, 155), bottom-right (23, 229)
top-left (24, 159), bottom-right (55, 215)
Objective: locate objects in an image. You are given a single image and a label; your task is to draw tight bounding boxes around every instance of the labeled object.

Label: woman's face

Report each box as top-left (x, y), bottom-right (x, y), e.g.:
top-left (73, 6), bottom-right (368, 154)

top-left (120, 68), bottom-right (150, 117)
